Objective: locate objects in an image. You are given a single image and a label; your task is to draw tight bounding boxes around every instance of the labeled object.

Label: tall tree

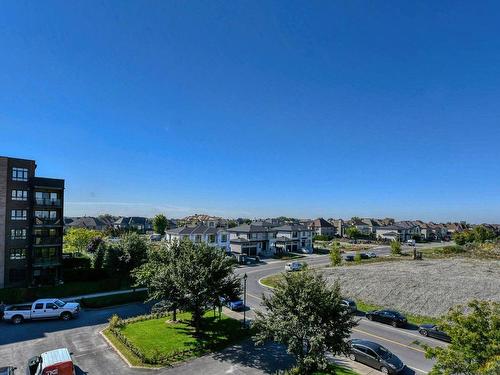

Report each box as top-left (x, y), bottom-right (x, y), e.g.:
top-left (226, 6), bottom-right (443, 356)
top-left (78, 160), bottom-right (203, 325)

top-left (390, 240), bottom-right (402, 255)
top-left (119, 232), bottom-right (149, 273)
top-left (64, 228), bottom-right (101, 254)
top-left (425, 300), bottom-right (499, 375)
top-left (346, 226), bottom-right (360, 239)
top-left (329, 242), bottom-right (342, 266)
top-left (253, 269), bottom-right (356, 374)
top-left (134, 240), bottom-right (240, 333)
top-left (152, 214), bottom-right (168, 234)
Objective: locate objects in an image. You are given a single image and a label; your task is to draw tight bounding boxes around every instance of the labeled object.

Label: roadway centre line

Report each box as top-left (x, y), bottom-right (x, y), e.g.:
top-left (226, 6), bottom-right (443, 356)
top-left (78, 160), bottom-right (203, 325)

top-left (352, 328), bottom-right (425, 354)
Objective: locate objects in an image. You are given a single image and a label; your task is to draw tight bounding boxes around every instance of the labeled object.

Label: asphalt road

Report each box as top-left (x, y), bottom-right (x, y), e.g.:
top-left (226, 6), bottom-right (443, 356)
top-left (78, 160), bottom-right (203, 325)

top-left (234, 247), bottom-right (448, 374)
top-left (0, 244), bottom-right (446, 374)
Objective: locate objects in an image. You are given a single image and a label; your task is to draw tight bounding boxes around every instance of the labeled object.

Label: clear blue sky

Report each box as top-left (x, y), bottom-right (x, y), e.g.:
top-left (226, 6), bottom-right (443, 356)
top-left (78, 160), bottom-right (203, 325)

top-left (1, 1), bottom-right (499, 222)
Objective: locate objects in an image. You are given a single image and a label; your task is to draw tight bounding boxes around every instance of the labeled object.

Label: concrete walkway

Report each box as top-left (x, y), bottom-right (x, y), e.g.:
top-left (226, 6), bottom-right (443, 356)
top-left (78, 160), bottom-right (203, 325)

top-left (62, 287), bottom-right (147, 302)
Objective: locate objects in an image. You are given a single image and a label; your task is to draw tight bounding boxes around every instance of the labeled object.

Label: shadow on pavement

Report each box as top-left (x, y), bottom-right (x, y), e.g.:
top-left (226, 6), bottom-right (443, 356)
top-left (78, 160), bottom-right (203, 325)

top-left (212, 339), bottom-right (294, 373)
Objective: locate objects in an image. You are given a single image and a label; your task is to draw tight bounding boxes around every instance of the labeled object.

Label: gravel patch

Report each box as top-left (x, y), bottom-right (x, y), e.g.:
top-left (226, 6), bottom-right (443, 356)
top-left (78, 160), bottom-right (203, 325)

top-left (324, 258), bottom-right (500, 317)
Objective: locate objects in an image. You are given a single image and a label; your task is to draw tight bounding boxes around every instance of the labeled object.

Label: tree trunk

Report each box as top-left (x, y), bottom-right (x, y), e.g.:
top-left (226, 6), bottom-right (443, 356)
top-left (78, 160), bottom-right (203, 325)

top-left (172, 307), bottom-right (177, 322)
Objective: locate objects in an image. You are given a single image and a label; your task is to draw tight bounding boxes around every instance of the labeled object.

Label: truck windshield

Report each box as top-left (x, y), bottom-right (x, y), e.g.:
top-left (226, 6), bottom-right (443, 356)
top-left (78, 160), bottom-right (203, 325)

top-left (54, 300), bottom-right (66, 307)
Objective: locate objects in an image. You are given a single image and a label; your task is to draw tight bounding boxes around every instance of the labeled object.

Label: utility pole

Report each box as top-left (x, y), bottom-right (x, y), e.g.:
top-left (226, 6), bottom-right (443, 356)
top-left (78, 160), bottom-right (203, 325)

top-left (243, 273), bottom-right (248, 328)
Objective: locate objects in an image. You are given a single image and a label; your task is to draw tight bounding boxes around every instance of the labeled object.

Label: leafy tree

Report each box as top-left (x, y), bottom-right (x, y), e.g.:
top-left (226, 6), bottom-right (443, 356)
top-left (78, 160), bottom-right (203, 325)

top-left (390, 240), bottom-right (402, 255)
top-left (227, 220), bottom-right (238, 228)
top-left (102, 244), bottom-right (125, 276)
top-left (253, 269), bottom-right (356, 374)
top-left (346, 226), bottom-right (360, 239)
top-left (64, 228), bottom-right (101, 254)
top-left (134, 240), bottom-right (240, 334)
top-left (351, 216), bottom-right (361, 223)
top-left (152, 214), bottom-right (168, 234)
top-left (425, 300), bottom-right (500, 375)
top-left (119, 232), bottom-right (149, 274)
top-left (329, 242), bottom-right (342, 266)
top-left (354, 252), bottom-right (362, 262)
top-left (473, 226), bottom-right (496, 243)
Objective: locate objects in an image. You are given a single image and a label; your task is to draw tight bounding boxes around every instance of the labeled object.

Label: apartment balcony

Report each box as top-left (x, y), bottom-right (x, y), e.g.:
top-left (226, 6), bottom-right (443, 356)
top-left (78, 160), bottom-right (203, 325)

top-left (33, 237), bottom-right (63, 246)
top-left (32, 257), bottom-right (61, 267)
top-left (34, 198), bottom-right (62, 207)
top-left (33, 218), bottom-right (63, 227)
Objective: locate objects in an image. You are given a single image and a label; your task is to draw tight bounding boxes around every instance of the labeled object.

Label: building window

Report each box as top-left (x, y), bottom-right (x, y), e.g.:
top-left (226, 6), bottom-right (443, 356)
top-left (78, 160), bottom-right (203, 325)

top-left (11, 210), bottom-right (27, 220)
top-left (11, 228), bottom-right (27, 240)
top-left (221, 234), bottom-right (227, 242)
top-left (292, 231), bottom-right (298, 237)
top-left (9, 269), bottom-right (26, 283)
top-left (11, 190), bottom-right (28, 201)
top-left (12, 167), bottom-right (28, 181)
top-left (35, 210), bottom-right (57, 219)
top-left (208, 234), bottom-right (216, 243)
top-left (9, 248), bottom-right (27, 260)
top-left (34, 247), bottom-right (57, 259)
top-left (195, 235), bottom-right (202, 243)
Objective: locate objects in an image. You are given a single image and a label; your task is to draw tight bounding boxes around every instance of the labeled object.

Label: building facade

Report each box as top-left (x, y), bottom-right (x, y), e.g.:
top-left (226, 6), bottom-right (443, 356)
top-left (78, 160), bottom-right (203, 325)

top-left (0, 157), bottom-right (64, 288)
top-left (308, 218), bottom-right (335, 237)
top-left (164, 224), bottom-right (230, 252)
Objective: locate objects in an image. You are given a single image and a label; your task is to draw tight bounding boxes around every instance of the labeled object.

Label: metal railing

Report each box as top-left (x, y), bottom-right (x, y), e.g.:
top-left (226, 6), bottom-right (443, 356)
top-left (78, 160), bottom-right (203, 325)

top-left (34, 218), bottom-right (62, 226)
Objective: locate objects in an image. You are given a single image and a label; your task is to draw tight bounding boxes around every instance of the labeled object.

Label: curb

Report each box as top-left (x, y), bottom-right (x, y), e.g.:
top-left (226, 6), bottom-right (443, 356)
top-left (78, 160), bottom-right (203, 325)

top-left (257, 276), bottom-right (276, 290)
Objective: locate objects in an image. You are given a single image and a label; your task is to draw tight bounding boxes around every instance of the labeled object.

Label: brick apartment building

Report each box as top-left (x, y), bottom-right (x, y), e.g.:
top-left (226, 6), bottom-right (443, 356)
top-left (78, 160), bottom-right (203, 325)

top-left (0, 156), bottom-right (64, 288)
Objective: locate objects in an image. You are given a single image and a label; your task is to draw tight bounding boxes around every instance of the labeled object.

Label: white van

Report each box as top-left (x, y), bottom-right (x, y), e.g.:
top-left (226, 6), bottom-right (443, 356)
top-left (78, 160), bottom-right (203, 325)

top-left (285, 262), bottom-right (303, 272)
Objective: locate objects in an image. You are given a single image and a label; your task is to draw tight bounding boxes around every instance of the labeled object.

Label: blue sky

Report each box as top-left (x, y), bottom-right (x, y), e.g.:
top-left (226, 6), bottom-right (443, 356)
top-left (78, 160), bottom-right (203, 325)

top-left (1, 1), bottom-right (499, 222)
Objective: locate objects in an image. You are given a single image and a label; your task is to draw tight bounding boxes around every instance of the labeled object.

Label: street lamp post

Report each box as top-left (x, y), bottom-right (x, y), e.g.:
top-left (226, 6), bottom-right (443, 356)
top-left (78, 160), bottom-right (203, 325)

top-left (243, 273), bottom-right (248, 328)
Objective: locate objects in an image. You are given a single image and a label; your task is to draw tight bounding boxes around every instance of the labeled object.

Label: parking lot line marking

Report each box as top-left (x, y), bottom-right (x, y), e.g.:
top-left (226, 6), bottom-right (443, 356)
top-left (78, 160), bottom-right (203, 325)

top-left (352, 327), bottom-right (426, 354)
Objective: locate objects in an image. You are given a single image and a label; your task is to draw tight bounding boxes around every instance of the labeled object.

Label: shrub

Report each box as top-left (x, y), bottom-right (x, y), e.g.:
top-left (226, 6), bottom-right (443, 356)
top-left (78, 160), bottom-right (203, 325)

top-left (329, 245), bottom-right (342, 267)
top-left (313, 235), bottom-right (333, 242)
top-left (435, 245), bottom-right (465, 254)
top-left (109, 314), bottom-right (123, 329)
top-left (354, 252), bottom-right (362, 262)
top-left (390, 240), bottom-right (402, 255)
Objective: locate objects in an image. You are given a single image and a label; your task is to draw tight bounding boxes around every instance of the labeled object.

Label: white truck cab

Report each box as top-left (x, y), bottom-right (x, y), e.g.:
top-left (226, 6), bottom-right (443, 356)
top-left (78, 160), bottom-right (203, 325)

top-left (3, 299), bottom-right (80, 324)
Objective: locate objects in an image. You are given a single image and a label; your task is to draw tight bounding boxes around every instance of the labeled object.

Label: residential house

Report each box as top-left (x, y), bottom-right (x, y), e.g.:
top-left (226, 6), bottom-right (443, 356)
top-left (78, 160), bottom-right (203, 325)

top-left (113, 217), bottom-right (152, 233)
top-left (328, 218), bottom-right (345, 237)
top-left (65, 216), bottom-right (110, 231)
top-left (376, 221), bottom-right (420, 242)
top-left (273, 224), bottom-right (313, 254)
top-left (180, 214), bottom-right (227, 228)
top-left (308, 218), bottom-right (335, 237)
top-left (350, 219), bottom-right (372, 236)
top-left (164, 224), bottom-right (230, 252)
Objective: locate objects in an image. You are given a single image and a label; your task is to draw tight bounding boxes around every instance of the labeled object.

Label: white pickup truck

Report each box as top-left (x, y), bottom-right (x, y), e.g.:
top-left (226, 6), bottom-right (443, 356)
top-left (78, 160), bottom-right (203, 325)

top-left (3, 298), bottom-right (80, 324)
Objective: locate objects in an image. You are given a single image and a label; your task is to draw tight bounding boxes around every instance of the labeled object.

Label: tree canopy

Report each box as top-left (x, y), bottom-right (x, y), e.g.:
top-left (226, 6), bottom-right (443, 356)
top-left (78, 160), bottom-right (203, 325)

top-left (425, 300), bottom-right (500, 375)
top-left (134, 240), bottom-right (241, 333)
top-left (63, 227), bottom-right (101, 254)
top-left (152, 214), bottom-right (168, 234)
top-left (253, 269), bottom-right (356, 374)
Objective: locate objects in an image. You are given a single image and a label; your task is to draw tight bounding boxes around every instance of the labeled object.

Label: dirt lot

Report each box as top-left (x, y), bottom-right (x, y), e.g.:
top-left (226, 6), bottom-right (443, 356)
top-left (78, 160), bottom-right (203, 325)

top-left (324, 258), bottom-right (500, 317)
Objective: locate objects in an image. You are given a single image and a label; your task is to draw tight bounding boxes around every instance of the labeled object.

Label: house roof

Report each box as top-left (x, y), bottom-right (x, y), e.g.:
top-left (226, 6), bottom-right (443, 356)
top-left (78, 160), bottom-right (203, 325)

top-left (67, 216), bottom-right (107, 228)
top-left (227, 224), bottom-right (271, 233)
top-left (379, 231), bottom-right (400, 236)
top-left (274, 224), bottom-right (309, 231)
top-left (166, 224), bottom-right (219, 236)
top-left (309, 218), bottom-right (334, 228)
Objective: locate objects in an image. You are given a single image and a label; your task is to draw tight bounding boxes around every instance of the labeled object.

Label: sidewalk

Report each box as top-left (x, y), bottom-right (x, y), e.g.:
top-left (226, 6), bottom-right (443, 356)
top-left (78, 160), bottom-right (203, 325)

top-left (62, 287), bottom-right (147, 302)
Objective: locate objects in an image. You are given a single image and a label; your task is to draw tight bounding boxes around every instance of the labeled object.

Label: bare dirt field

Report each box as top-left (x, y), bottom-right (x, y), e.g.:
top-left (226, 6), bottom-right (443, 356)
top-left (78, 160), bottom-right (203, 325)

top-left (324, 258), bottom-right (500, 317)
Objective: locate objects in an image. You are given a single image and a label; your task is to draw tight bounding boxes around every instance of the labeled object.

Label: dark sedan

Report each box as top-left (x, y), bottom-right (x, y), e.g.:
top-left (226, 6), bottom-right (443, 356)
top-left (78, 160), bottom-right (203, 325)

top-left (418, 324), bottom-right (451, 342)
top-left (366, 310), bottom-right (407, 327)
top-left (349, 339), bottom-right (405, 374)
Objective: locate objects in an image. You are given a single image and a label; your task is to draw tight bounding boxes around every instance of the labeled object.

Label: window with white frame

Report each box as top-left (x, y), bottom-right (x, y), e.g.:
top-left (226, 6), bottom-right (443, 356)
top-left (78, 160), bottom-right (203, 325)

top-left (12, 167), bottom-right (28, 181)
top-left (11, 210), bottom-right (27, 220)
top-left (11, 190), bottom-right (28, 201)
top-left (10, 228), bottom-right (27, 239)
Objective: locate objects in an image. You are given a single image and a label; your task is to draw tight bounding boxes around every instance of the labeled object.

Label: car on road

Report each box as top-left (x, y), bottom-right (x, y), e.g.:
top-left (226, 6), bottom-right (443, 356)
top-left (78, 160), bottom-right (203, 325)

top-left (366, 251), bottom-right (377, 258)
top-left (222, 298), bottom-right (245, 311)
top-left (3, 299), bottom-right (80, 324)
top-left (365, 310), bottom-right (407, 328)
top-left (284, 261), bottom-right (303, 272)
top-left (341, 299), bottom-right (357, 313)
top-left (359, 253), bottom-right (370, 259)
top-left (0, 367), bottom-right (16, 375)
top-left (418, 324), bottom-right (451, 342)
top-left (27, 348), bottom-right (75, 375)
top-left (406, 239), bottom-right (416, 246)
top-left (344, 255), bottom-right (354, 262)
top-left (349, 339), bottom-right (405, 374)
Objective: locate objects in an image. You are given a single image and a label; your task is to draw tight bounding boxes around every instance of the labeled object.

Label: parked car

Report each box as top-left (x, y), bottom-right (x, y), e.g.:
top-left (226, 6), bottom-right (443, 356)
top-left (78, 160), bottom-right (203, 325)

top-left (418, 324), bottom-right (451, 342)
top-left (349, 339), bottom-right (405, 374)
top-left (359, 253), bottom-right (370, 259)
top-left (366, 251), bottom-right (377, 258)
top-left (3, 299), bottom-right (80, 324)
top-left (365, 310), bottom-right (407, 328)
top-left (27, 348), bottom-right (75, 375)
top-left (221, 297), bottom-right (245, 311)
top-left (285, 261), bottom-right (303, 272)
top-left (341, 299), bottom-right (357, 313)
top-left (406, 239), bottom-right (416, 246)
top-left (0, 367), bottom-right (15, 375)
top-left (344, 255), bottom-right (354, 262)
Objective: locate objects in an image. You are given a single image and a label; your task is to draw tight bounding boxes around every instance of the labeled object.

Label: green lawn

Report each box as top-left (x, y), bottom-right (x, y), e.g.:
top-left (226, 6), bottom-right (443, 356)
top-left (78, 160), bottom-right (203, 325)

top-left (107, 311), bottom-right (250, 366)
top-left (273, 252), bottom-right (305, 260)
top-left (260, 274), bottom-right (439, 326)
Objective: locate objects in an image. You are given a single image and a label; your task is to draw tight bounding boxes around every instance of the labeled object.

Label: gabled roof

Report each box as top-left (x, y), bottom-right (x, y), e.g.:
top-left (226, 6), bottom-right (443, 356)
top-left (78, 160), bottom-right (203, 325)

top-left (166, 224), bottom-right (219, 236)
top-left (309, 218), bottom-right (334, 228)
top-left (227, 224), bottom-right (271, 233)
top-left (67, 216), bottom-right (107, 228)
top-left (274, 224), bottom-right (309, 231)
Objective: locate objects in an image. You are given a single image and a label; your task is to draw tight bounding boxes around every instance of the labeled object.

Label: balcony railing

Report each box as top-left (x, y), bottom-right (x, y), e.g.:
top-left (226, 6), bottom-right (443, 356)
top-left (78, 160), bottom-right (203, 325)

top-left (34, 237), bottom-right (62, 246)
top-left (32, 258), bottom-right (61, 267)
top-left (34, 218), bottom-right (62, 226)
top-left (34, 198), bottom-right (61, 207)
